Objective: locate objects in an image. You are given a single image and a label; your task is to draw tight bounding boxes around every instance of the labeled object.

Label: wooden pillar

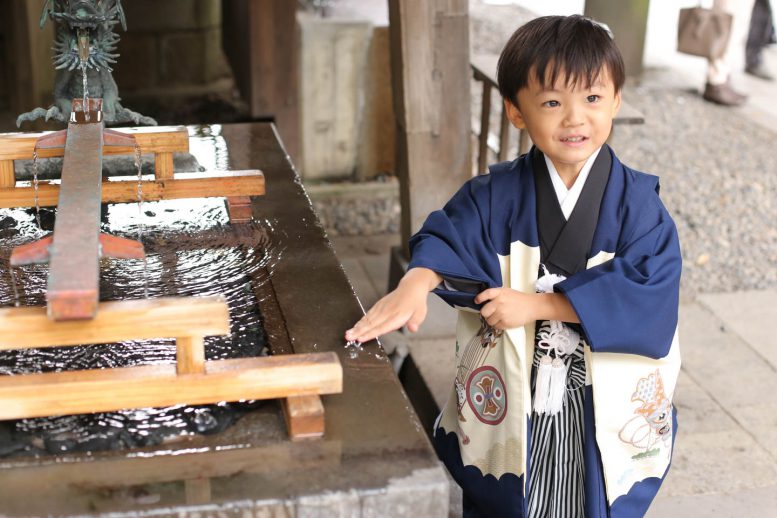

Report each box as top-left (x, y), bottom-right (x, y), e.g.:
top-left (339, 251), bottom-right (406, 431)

top-left (584, 0), bottom-right (650, 76)
top-left (222, 0), bottom-right (300, 162)
top-left (388, 0), bottom-right (472, 255)
top-left (7, 0), bottom-right (55, 116)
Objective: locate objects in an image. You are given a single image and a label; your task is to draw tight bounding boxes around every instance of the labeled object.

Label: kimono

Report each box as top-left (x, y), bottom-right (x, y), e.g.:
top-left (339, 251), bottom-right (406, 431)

top-left (408, 145), bottom-right (682, 518)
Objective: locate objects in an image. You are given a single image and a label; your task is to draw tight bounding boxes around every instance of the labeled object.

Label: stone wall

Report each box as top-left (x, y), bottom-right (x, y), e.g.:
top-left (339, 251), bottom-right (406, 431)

top-left (114, 0), bottom-right (230, 93)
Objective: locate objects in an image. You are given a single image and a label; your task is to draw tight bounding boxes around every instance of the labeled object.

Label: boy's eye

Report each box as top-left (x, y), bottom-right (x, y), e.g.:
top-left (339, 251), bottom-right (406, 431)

top-left (586, 95), bottom-right (600, 103)
top-left (543, 100), bottom-right (560, 107)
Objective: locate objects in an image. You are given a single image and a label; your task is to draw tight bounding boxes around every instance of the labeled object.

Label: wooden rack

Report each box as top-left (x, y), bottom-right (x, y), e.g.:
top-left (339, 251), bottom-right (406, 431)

top-left (0, 126), bottom-right (343, 440)
top-left (0, 297), bottom-right (342, 439)
top-left (0, 126), bottom-right (263, 222)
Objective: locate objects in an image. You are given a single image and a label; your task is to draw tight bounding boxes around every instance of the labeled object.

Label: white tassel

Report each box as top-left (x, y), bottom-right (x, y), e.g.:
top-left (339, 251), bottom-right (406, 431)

top-left (535, 264), bottom-right (566, 294)
top-left (533, 355), bottom-right (553, 414)
top-left (547, 357), bottom-right (567, 415)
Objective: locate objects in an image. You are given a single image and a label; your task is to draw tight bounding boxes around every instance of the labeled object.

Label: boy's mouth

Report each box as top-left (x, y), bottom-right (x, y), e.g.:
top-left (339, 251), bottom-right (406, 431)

top-left (561, 135), bottom-right (587, 143)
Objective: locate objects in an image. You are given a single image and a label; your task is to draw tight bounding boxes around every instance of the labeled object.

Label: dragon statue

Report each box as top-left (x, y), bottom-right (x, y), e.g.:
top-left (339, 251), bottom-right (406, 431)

top-left (16, 0), bottom-right (156, 127)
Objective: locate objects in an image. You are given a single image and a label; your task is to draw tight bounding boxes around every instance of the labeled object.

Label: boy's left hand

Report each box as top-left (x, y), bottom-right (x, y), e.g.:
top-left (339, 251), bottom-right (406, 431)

top-left (475, 288), bottom-right (536, 329)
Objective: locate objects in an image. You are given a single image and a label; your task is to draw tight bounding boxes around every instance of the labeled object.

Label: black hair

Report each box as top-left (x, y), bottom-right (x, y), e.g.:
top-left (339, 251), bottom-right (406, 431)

top-left (497, 15), bottom-right (625, 106)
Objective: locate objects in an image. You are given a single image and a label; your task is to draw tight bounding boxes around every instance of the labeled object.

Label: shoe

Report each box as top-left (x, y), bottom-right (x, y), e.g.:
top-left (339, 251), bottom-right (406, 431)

top-left (745, 63), bottom-right (775, 81)
top-left (702, 82), bottom-right (747, 106)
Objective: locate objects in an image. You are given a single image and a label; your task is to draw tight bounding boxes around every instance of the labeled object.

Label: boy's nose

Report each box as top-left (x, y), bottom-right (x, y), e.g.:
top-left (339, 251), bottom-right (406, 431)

top-left (562, 106), bottom-right (584, 127)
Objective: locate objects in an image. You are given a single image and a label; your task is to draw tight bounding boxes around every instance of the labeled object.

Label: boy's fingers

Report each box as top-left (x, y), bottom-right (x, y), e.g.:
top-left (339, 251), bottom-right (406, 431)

top-left (475, 288), bottom-right (498, 304)
top-left (406, 306), bottom-right (427, 333)
top-left (350, 311), bottom-right (405, 342)
top-left (480, 301), bottom-right (495, 319)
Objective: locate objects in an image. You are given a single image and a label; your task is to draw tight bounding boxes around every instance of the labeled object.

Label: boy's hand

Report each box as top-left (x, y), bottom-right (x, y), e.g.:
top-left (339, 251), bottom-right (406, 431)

top-left (475, 288), bottom-right (580, 328)
top-left (345, 267), bottom-right (441, 343)
top-left (475, 288), bottom-right (537, 329)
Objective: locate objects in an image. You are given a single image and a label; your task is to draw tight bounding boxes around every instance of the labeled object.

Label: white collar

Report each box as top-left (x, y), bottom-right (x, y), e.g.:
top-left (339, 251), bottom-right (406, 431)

top-left (544, 147), bottom-right (602, 220)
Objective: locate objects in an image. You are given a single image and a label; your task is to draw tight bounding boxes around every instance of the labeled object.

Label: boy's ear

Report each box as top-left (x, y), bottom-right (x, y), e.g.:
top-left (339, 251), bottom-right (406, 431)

top-left (611, 91), bottom-right (622, 118)
top-left (504, 99), bottom-right (526, 129)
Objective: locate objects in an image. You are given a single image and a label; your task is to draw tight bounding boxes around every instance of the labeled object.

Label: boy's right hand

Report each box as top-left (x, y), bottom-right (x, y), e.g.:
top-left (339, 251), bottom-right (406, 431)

top-left (344, 267), bottom-right (441, 343)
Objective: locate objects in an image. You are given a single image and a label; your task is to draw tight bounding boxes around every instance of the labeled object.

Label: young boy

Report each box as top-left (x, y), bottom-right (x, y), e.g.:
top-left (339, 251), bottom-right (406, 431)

top-left (346, 15), bottom-right (681, 518)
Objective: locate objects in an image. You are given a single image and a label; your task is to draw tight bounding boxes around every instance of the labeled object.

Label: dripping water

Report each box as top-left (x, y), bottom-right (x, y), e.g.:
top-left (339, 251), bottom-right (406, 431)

top-left (134, 145), bottom-right (148, 298)
top-left (32, 146), bottom-right (41, 229)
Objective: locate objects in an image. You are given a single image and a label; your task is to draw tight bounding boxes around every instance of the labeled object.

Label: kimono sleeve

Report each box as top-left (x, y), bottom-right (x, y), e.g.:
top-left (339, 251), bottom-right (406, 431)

top-left (408, 175), bottom-right (504, 310)
top-left (555, 189), bottom-right (681, 359)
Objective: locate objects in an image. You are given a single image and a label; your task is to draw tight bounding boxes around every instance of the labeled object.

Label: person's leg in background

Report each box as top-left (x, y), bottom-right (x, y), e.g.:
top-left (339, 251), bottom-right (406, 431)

top-left (745, 0), bottom-right (775, 79)
top-left (705, 0), bottom-right (756, 105)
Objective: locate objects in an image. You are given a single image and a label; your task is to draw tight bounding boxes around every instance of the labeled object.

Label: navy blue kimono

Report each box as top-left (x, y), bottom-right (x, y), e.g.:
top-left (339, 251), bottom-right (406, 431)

top-left (408, 146), bottom-right (682, 517)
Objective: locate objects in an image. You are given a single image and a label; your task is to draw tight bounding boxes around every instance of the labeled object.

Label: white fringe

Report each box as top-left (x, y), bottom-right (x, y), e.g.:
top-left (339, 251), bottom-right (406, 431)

top-left (547, 357), bottom-right (568, 415)
top-left (533, 355), bottom-right (553, 414)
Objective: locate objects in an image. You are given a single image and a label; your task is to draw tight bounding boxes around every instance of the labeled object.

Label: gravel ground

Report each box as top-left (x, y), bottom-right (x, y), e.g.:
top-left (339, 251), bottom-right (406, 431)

top-left (610, 85), bottom-right (777, 297)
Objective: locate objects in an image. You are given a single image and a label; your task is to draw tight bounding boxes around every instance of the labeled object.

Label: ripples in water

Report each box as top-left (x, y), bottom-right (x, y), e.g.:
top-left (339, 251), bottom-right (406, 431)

top-left (0, 198), bottom-right (285, 457)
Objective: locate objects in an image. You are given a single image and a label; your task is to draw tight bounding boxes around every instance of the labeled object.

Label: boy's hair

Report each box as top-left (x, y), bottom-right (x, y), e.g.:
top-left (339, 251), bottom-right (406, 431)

top-left (497, 15), bottom-right (625, 106)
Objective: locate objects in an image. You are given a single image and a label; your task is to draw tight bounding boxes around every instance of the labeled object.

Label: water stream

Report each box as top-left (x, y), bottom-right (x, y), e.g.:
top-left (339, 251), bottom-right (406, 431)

top-left (133, 144), bottom-right (149, 298)
top-left (31, 147), bottom-right (41, 229)
top-left (80, 62), bottom-right (90, 122)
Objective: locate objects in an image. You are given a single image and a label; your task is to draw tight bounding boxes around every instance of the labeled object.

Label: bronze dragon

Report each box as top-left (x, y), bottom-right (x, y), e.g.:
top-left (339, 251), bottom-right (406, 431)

top-left (16, 0), bottom-right (156, 127)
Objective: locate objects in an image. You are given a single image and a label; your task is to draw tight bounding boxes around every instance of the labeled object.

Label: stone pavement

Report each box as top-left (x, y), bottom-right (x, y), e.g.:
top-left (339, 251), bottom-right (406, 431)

top-left (332, 233), bottom-right (777, 518)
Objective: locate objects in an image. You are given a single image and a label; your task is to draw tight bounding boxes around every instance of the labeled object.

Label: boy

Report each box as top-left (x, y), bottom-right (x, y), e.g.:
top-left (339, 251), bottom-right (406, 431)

top-left (346, 15), bottom-right (681, 518)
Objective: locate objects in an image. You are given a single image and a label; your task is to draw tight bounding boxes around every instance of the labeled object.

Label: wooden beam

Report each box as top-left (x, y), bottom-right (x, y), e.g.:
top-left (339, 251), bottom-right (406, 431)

top-left (388, 0), bottom-right (472, 254)
top-left (222, 0), bottom-right (300, 161)
top-left (0, 170), bottom-right (265, 208)
top-left (282, 395), bottom-right (325, 441)
top-left (225, 195), bottom-right (254, 223)
top-left (0, 126), bottom-right (189, 161)
top-left (0, 296), bottom-right (230, 350)
top-left (477, 82), bottom-right (491, 173)
top-left (0, 352), bottom-right (343, 420)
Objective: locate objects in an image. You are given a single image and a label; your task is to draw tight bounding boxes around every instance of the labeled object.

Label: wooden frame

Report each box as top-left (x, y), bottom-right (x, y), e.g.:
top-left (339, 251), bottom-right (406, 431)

top-left (0, 296), bottom-right (342, 439)
top-left (0, 126), bottom-right (265, 222)
top-left (0, 125), bottom-right (342, 440)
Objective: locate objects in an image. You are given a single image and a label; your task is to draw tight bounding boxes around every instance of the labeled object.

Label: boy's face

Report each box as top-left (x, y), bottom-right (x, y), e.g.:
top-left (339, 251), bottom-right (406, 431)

top-left (505, 66), bottom-right (621, 178)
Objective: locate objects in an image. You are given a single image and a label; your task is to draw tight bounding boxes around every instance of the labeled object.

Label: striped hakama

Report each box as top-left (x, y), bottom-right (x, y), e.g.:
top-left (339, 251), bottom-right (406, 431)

top-left (527, 321), bottom-right (587, 518)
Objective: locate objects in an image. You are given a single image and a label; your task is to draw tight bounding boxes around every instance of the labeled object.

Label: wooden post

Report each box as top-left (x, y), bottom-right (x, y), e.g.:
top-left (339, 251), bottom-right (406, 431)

top-left (154, 151), bottom-right (174, 180)
top-left (584, 0), bottom-right (650, 76)
top-left (222, 0), bottom-right (300, 162)
top-left (477, 83), bottom-right (492, 173)
top-left (176, 335), bottom-right (205, 375)
top-left (0, 160), bottom-right (14, 188)
top-left (388, 0), bottom-right (472, 256)
top-left (282, 395), bottom-right (326, 441)
top-left (7, 0), bottom-right (55, 117)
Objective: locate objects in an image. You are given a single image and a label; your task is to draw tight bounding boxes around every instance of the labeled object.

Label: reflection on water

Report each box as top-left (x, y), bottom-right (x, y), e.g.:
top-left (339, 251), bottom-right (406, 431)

top-left (0, 198), bottom-right (285, 457)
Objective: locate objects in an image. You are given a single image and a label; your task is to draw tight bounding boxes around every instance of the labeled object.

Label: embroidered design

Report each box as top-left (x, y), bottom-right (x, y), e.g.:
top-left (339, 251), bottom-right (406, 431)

top-left (466, 366), bottom-right (508, 425)
top-left (618, 369), bottom-right (673, 459)
top-left (454, 318), bottom-right (503, 422)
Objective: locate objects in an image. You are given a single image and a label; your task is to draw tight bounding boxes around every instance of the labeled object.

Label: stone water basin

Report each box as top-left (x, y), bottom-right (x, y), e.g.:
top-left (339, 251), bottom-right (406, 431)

top-left (0, 123), bottom-right (447, 516)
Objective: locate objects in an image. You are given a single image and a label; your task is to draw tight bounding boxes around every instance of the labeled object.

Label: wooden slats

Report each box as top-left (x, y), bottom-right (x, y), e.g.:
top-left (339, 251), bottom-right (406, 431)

top-left (0, 296), bottom-right (230, 350)
top-left (0, 352), bottom-right (343, 420)
top-left (0, 126), bottom-right (189, 161)
top-left (0, 170), bottom-right (265, 208)
top-left (0, 160), bottom-right (14, 188)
